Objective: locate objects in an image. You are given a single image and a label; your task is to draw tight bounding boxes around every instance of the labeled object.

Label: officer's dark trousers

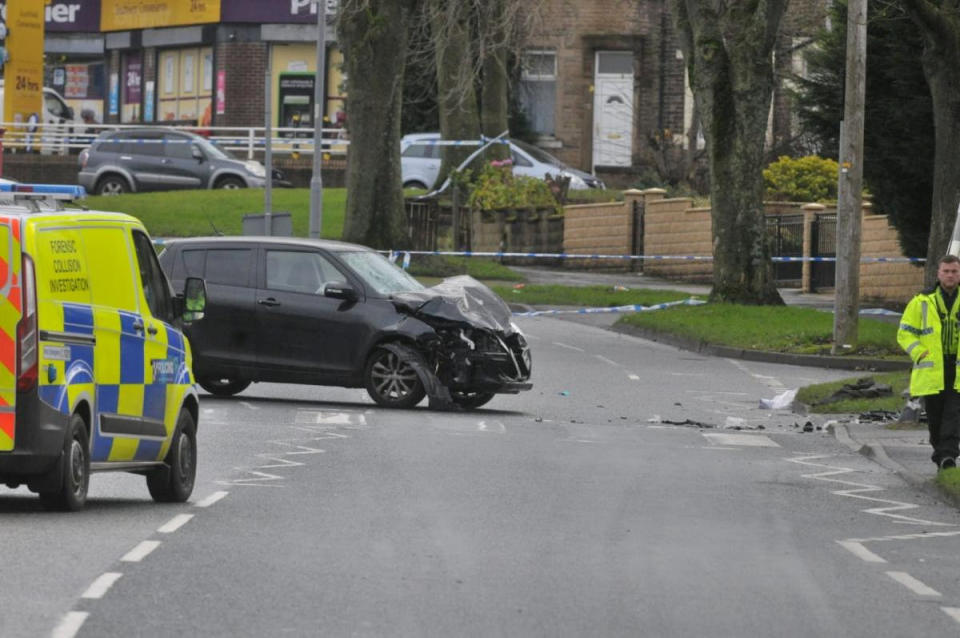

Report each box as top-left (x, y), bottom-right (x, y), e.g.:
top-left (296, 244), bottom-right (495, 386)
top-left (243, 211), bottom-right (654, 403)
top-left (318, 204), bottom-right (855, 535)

top-left (924, 355), bottom-right (960, 465)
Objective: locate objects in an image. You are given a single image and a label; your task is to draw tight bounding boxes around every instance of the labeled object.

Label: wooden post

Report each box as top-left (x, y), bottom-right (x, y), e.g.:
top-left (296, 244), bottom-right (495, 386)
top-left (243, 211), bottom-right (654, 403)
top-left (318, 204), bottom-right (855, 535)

top-left (832, 0), bottom-right (866, 354)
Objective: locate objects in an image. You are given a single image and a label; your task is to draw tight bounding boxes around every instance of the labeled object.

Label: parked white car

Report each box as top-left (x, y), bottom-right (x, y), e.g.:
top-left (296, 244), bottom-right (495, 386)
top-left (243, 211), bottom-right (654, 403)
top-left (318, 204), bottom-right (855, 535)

top-left (400, 133), bottom-right (605, 191)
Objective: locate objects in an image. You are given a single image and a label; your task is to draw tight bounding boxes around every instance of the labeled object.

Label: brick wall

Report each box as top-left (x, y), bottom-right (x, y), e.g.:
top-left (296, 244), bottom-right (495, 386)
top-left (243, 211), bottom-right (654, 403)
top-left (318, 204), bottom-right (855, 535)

top-left (561, 189), bottom-right (922, 305)
top-left (215, 41), bottom-right (267, 128)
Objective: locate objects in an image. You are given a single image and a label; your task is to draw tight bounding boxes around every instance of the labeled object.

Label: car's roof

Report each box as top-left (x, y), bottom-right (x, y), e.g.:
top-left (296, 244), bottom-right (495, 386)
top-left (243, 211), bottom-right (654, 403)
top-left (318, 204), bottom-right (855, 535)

top-left (97, 127), bottom-right (202, 140)
top-left (162, 236), bottom-right (377, 253)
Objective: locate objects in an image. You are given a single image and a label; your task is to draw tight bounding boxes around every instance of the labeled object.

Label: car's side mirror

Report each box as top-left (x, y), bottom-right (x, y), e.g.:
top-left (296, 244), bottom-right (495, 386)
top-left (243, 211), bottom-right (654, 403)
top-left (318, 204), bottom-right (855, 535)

top-left (182, 277), bottom-right (207, 322)
top-left (324, 282), bottom-right (357, 302)
top-left (191, 144), bottom-right (204, 162)
top-left (64, 106), bottom-right (75, 120)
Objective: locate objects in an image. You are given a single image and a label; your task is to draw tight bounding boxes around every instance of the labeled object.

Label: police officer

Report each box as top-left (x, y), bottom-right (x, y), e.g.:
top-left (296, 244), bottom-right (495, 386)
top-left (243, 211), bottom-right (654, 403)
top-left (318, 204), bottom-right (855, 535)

top-left (898, 255), bottom-right (960, 470)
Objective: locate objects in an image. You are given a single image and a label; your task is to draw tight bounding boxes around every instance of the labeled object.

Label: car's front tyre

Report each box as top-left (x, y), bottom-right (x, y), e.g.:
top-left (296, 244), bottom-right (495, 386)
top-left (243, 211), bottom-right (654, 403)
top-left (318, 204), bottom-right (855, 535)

top-left (147, 410), bottom-right (197, 503)
top-left (197, 378), bottom-right (251, 396)
top-left (364, 346), bottom-right (426, 409)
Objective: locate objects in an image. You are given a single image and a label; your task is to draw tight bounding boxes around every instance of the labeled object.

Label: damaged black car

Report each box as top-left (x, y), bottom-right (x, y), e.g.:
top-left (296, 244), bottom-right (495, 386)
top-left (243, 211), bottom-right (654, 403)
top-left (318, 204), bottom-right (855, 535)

top-left (158, 237), bottom-right (533, 410)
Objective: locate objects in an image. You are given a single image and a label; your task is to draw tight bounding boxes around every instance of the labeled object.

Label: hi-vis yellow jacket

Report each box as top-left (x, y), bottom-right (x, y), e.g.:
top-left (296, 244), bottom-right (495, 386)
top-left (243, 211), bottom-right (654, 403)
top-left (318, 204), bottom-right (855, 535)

top-left (898, 287), bottom-right (960, 396)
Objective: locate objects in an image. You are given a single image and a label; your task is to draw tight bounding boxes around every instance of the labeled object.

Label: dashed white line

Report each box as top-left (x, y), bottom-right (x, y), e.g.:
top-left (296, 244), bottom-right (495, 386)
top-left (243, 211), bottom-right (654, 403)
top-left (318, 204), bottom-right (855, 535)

top-left (239, 401), bottom-right (259, 410)
top-left (157, 513), bottom-right (194, 534)
top-left (121, 540), bottom-right (161, 563)
top-left (886, 571), bottom-right (941, 597)
top-left (51, 611), bottom-right (89, 638)
top-left (81, 572), bottom-right (123, 599)
top-left (837, 540), bottom-right (886, 563)
top-left (552, 341), bottom-right (584, 352)
top-left (195, 490), bottom-right (229, 508)
top-left (942, 607), bottom-right (960, 624)
top-left (628, 374), bottom-right (640, 381)
top-left (595, 355), bottom-right (620, 367)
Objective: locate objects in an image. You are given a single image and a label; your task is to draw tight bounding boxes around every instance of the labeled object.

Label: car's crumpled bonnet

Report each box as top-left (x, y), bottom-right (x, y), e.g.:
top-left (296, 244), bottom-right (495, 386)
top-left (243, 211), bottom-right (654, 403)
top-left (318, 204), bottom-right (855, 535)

top-left (391, 275), bottom-right (514, 333)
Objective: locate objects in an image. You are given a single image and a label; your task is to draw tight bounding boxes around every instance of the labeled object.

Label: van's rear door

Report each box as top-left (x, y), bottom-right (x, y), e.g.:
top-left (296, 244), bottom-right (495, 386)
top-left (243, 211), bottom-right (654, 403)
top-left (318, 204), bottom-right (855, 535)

top-left (0, 217), bottom-right (21, 451)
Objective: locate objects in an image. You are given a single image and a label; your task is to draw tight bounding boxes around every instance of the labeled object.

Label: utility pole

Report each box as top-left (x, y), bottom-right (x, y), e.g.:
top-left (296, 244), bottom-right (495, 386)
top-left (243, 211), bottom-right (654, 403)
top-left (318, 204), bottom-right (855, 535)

top-left (832, 0), bottom-right (866, 354)
top-left (264, 42), bottom-right (273, 235)
top-left (309, 0), bottom-right (326, 239)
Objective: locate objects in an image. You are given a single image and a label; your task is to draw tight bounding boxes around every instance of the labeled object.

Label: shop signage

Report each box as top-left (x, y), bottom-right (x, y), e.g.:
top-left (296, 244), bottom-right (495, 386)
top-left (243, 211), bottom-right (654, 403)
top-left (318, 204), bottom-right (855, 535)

top-left (124, 54), bottom-right (142, 105)
top-left (0, 1), bottom-right (100, 32)
top-left (101, 0), bottom-right (221, 32)
top-left (221, 0), bottom-right (337, 24)
top-left (3, 0), bottom-right (44, 129)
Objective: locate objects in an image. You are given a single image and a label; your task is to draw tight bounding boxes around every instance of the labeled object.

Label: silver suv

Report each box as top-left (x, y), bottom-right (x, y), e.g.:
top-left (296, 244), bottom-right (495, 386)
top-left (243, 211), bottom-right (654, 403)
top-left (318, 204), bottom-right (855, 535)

top-left (78, 127), bottom-right (288, 195)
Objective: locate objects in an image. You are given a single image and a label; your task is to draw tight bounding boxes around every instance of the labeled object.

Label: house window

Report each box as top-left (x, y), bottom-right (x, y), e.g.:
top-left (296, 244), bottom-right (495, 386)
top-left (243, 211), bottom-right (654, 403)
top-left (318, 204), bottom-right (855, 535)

top-left (518, 50), bottom-right (556, 137)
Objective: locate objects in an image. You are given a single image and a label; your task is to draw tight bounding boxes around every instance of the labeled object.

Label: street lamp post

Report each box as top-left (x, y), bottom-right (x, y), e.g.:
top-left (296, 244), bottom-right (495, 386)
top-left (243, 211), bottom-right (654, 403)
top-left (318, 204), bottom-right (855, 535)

top-left (309, 0), bottom-right (327, 239)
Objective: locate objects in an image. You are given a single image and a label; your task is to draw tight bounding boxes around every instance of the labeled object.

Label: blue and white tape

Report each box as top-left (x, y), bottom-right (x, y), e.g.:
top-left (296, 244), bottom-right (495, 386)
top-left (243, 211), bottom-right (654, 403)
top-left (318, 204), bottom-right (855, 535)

top-left (513, 298), bottom-right (707, 317)
top-left (386, 249), bottom-right (925, 264)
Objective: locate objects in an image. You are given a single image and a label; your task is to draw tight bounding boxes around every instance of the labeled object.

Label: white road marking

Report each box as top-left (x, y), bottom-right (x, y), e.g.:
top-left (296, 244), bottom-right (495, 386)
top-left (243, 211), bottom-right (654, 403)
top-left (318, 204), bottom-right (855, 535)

top-left (239, 401), bottom-right (259, 410)
top-left (121, 540), bottom-right (161, 563)
top-left (726, 359), bottom-right (786, 391)
top-left (703, 432), bottom-right (779, 447)
top-left (195, 490), bottom-right (229, 508)
top-left (837, 541), bottom-right (886, 563)
top-left (595, 355), bottom-right (620, 367)
top-left (552, 341), bottom-right (584, 352)
top-left (942, 608), bottom-right (960, 624)
top-left (886, 571), bottom-right (941, 597)
top-left (478, 420), bottom-right (506, 433)
top-left (628, 374), bottom-right (640, 380)
top-left (790, 455), bottom-right (957, 526)
top-left (81, 572), bottom-right (123, 599)
top-left (157, 513), bottom-right (194, 534)
top-left (295, 410), bottom-right (366, 426)
top-left (51, 611), bottom-right (89, 638)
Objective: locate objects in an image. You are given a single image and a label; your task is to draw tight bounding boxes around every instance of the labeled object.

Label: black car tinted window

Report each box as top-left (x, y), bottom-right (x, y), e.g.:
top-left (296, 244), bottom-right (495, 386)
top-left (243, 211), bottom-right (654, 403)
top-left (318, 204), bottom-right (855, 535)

top-left (122, 135), bottom-right (164, 156)
top-left (265, 250), bottom-right (343, 294)
top-left (204, 249), bottom-right (253, 286)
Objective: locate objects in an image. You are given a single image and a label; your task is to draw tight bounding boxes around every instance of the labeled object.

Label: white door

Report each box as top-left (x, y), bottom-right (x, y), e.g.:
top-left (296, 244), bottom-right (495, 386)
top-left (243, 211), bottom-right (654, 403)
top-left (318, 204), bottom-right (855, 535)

top-left (592, 51), bottom-right (635, 168)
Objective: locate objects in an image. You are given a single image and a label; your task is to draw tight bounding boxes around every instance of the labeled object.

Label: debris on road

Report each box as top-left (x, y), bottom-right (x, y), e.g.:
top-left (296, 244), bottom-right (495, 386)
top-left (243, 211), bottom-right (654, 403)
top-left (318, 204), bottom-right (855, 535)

top-left (759, 388), bottom-right (797, 410)
top-left (816, 377), bottom-right (892, 405)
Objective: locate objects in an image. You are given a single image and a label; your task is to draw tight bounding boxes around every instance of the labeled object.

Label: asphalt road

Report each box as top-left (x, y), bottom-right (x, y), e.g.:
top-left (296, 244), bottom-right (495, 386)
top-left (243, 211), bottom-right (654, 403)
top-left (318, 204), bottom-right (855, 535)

top-left (5, 315), bottom-right (960, 637)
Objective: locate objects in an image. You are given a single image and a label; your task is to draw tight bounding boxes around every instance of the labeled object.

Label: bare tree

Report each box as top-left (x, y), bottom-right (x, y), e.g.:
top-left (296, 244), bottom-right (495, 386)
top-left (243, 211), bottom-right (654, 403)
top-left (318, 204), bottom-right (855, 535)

top-left (898, 0), bottom-right (960, 285)
top-left (337, 0), bottom-right (417, 249)
top-left (673, 0), bottom-right (788, 304)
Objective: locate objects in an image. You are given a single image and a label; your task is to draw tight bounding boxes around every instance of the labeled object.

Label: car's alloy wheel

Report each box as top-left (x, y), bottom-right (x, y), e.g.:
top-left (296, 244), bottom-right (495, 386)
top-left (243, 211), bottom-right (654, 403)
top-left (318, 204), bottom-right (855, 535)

top-left (364, 347), bottom-right (426, 408)
top-left (217, 177), bottom-right (244, 189)
top-left (96, 176), bottom-right (127, 196)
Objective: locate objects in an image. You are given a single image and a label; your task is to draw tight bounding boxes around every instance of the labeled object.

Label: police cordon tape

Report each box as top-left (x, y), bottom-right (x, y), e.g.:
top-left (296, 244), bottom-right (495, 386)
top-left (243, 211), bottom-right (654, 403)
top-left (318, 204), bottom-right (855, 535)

top-left (512, 298), bottom-right (706, 317)
top-left (385, 249), bottom-right (926, 264)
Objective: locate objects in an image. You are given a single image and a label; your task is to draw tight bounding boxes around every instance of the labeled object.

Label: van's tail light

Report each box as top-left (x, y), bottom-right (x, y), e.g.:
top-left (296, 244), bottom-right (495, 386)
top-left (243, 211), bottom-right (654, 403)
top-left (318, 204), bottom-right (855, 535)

top-left (16, 254), bottom-right (37, 392)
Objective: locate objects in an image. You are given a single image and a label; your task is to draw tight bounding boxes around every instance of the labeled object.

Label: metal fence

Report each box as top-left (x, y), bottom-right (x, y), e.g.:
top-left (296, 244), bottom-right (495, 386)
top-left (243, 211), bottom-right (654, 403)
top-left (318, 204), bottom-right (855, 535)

top-left (0, 122), bottom-right (351, 158)
top-left (766, 214), bottom-right (804, 285)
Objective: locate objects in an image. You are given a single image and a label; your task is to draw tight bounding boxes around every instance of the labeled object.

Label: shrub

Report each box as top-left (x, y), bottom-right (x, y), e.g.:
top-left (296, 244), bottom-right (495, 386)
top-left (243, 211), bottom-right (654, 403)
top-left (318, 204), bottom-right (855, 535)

top-left (466, 160), bottom-right (560, 213)
top-left (763, 155), bottom-right (839, 202)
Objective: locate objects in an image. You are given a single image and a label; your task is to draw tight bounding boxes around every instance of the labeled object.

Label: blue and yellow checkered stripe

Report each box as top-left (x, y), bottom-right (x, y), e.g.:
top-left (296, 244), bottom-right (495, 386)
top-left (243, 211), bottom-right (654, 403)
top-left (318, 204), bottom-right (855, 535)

top-left (38, 302), bottom-right (190, 463)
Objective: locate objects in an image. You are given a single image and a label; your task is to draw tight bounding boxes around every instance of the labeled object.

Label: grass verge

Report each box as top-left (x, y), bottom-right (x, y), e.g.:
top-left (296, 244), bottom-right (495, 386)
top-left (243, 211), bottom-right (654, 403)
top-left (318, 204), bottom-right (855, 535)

top-left (86, 188), bottom-right (346, 239)
top-left (489, 284), bottom-right (700, 307)
top-left (935, 468), bottom-right (960, 501)
top-left (617, 303), bottom-right (900, 358)
top-left (794, 370), bottom-right (909, 414)
top-left (406, 255), bottom-right (524, 281)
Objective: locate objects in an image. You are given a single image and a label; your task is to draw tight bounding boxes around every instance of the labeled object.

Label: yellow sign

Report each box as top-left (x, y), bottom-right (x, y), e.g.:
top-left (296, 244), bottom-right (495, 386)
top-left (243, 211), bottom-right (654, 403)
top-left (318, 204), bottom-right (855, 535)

top-left (101, 0), bottom-right (221, 32)
top-left (3, 0), bottom-right (45, 133)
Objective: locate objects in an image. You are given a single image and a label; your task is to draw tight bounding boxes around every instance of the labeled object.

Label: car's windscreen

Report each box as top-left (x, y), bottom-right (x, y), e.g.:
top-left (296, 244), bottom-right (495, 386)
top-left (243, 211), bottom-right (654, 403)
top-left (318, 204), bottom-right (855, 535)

top-left (200, 139), bottom-right (236, 160)
top-left (512, 139), bottom-right (568, 168)
top-left (339, 251), bottom-right (425, 296)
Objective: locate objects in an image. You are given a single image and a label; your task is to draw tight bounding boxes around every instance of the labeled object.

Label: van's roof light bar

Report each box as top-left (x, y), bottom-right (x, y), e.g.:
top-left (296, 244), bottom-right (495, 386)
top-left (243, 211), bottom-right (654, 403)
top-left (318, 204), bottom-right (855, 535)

top-left (0, 183), bottom-right (87, 200)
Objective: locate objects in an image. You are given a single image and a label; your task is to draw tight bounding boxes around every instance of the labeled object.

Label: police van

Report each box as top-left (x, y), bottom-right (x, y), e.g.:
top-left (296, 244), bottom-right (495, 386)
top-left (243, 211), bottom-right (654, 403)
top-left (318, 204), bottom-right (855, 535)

top-left (0, 184), bottom-right (206, 510)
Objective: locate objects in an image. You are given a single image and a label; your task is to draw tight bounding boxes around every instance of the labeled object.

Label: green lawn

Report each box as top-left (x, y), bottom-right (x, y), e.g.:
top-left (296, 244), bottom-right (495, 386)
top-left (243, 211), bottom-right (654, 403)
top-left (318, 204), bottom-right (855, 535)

top-left (85, 188), bottom-right (346, 239)
top-left (617, 303), bottom-right (901, 358)
top-left (489, 284), bottom-right (700, 307)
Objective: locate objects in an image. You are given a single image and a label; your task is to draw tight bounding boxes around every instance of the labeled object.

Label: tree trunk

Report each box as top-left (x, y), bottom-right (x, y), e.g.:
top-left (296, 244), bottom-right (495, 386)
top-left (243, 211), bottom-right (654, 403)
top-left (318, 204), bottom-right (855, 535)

top-left (902, 1), bottom-right (960, 286)
top-left (480, 0), bottom-right (509, 161)
top-left (673, 0), bottom-right (786, 304)
top-left (338, 0), bottom-right (414, 249)
top-left (431, 0), bottom-right (482, 184)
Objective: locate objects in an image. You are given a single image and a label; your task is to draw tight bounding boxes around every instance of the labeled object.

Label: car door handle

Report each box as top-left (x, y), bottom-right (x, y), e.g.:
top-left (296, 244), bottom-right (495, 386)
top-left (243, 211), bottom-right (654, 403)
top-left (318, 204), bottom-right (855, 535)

top-left (120, 155), bottom-right (133, 160)
top-left (132, 319), bottom-right (145, 333)
top-left (257, 297), bottom-right (280, 307)
top-left (146, 323), bottom-right (159, 335)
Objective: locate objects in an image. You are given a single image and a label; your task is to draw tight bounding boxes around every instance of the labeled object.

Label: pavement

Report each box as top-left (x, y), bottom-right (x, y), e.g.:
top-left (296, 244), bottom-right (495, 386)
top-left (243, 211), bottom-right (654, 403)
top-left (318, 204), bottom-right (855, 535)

top-left (508, 265), bottom-right (952, 500)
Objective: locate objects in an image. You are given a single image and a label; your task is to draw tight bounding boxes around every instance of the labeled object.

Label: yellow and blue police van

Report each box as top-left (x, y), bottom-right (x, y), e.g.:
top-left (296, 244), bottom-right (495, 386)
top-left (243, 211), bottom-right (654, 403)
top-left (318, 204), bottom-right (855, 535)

top-left (0, 183), bottom-right (206, 510)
